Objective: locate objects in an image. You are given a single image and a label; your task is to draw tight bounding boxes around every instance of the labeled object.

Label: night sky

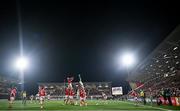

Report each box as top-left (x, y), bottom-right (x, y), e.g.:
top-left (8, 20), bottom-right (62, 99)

top-left (0, 0), bottom-right (180, 94)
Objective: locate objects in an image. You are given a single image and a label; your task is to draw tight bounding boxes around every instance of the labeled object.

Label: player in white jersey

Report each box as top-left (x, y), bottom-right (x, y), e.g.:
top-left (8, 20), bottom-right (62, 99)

top-left (30, 95), bottom-right (34, 103)
top-left (35, 94), bottom-right (40, 103)
top-left (47, 94), bottom-right (51, 100)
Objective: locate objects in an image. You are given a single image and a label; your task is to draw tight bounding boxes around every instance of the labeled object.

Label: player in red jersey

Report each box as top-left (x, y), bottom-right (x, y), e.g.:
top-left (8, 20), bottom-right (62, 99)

top-left (67, 77), bottom-right (74, 88)
top-left (8, 87), bottom-right (17, 108)
top-left (77, 74), bottom-right (87, 106)
top-left (64, 87), bottom-right (69, 104)
top-left (38, 86), bottom-right (46, 109)
top-left (79, 88), bottom-right (87, 106)
top-left (65, 77), bottom-right (75, 105)
top-left (69, 88), bottom-right (75, 105)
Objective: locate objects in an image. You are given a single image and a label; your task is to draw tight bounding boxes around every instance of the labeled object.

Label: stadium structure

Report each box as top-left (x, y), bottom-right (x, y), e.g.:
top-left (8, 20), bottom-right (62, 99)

top-left (0, 25), bottom-right (180, 110)
top-left (38, 82), bottom-right (112, 99)
top-left (0, 75), bottom-right (20, 99)
top-left (127, 25), bottom-right (180, 105)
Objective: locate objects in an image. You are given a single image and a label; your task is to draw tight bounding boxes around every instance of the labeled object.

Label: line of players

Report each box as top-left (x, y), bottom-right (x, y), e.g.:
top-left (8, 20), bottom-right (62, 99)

top-left (8, 76), bottom-right (108, 109)
top-left (8, 86), bottom-right (86, 109)
top-left (8, 86), bottom-right (47, 109)
top-left (8, 76), bottom-right (88, 109)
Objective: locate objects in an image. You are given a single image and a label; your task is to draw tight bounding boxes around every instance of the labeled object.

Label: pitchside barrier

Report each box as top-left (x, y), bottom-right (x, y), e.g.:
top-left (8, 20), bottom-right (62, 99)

top-left (128, 98), bottom-right (156, 102)
top-left (128, 97), bottom-right (180, 106)
top-left (159, 97), bottom-right (180, 106)
top-left (41, 95), bottom-right (113, 100)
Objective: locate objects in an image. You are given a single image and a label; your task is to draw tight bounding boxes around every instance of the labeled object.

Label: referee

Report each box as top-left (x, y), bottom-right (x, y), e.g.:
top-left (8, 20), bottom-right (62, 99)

top-left (22, 91), bottom-right (27, 105)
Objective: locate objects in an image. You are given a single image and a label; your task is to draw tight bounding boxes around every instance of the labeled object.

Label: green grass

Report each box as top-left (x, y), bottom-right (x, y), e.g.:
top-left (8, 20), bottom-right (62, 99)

top-left (0, 100), bottom-right (179, 110)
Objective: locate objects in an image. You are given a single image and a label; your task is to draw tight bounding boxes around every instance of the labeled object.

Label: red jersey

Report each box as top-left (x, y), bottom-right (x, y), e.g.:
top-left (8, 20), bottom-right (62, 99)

top-left (39, 89), bottom-right (46, 97)
top-left (10, 88), bottom-right (17, 97)
top-left (80, 89), bottom-right (85, 98)
top-left (69, 89), bottom-right (74, 96)
top-left (65, 88), bottom-right (69, 95)
top-left (67, 77), bottom-right (73, 84)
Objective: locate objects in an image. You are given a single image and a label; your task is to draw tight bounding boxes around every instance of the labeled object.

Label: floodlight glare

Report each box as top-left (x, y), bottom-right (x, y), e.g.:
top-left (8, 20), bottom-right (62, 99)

top-left (120, 53), bottom-right (135, 67)
top-left (15, 57), bottom-right (29, 70)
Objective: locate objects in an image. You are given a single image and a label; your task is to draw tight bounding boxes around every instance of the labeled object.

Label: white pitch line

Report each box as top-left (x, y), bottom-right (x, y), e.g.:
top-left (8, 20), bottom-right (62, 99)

top-left (118, 101), bottom-right (173, 111)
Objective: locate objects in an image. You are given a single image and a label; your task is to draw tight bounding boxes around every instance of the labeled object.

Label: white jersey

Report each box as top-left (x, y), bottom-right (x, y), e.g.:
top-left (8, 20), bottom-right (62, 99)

top-left (47, 95), bottom-right (50, 100)
top-left (36, 94), bottom-right (39, 100)
top-left (30, 95), bottom-right (34, 100)
top-left (102, 93), bottom-right (107, 100)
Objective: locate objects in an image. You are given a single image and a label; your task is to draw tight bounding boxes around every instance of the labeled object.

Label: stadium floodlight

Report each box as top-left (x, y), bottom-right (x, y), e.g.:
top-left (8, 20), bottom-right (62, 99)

top-left (15, 56), bottom-right (29, 71)
top-left (119, 52), bottom-right (136, 67)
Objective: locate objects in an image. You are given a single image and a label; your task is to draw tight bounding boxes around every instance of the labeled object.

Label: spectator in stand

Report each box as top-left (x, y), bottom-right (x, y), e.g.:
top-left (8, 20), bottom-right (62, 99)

top-left (156, 92), bottom-right (162, 106)
top-left (161, 88), bottom-right (167, 101)
top-left (149, 89), bottom-right (153, 105)
top-left (166, 88), bottom-right (172, 105)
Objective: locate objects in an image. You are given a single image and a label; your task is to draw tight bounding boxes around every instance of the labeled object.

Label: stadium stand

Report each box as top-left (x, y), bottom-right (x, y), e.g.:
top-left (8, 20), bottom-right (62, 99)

top-left (127, 25), bottom-right (180, 103)
top-left (38, 82), bottom-right (112, 99)
top-left (0, 75), bottom-right (20, 99)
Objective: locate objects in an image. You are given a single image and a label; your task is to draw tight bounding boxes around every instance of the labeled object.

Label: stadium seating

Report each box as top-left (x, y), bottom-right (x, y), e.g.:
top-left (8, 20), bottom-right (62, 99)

top-left (128, 25), bottom-right (180, 98)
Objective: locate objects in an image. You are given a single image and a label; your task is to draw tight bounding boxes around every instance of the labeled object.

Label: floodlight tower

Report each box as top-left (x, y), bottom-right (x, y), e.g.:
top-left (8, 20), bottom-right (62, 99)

top-left (16, 0), bottom-right (27, 91)
top-left (117, 52), bottom-right (136, 93)
top-left (16, 57), bottom-right (29, 71)
top-left (15, 56), bottom-right (29, 91)
top-left (119, 52), bottom-right (136, 76)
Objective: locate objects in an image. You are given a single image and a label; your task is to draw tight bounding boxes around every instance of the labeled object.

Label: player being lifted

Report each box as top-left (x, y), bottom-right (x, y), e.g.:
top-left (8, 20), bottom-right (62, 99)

top-left (38, 86), bottom-right (46, 109)
top-left (8, 87), bottom-right (17, 108)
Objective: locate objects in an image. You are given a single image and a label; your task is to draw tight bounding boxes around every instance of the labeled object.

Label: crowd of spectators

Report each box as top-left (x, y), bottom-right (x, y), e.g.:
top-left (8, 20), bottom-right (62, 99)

top-left (127, 25), bottom-right (180, 106)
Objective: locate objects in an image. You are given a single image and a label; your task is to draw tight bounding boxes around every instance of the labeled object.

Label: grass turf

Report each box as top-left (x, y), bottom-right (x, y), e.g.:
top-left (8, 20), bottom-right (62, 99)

top-left (0, 100), bottom-right (179, 110)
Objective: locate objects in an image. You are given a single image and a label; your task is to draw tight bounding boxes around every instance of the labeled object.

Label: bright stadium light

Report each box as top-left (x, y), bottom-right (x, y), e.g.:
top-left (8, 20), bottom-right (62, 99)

top-left (15, 57), bottom-right (29, 71)
top-left (119, 52), bottom-right (136, 67)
